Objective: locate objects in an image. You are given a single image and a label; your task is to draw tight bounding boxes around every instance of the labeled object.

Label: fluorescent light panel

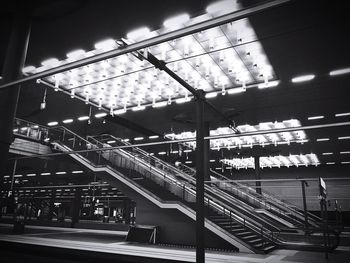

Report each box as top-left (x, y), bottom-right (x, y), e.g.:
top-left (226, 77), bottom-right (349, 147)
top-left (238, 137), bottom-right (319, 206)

top-left (335, 112), bottom-right (350, 117)
top-left (329, 67), bottom-right (350, 76)
top-left (47, 121), bottom-right (58, 126)
top-left (308, 116), bottom-right (324, 120)
top-left (317, 138), bottom-right (329, 142)
top-left (63, 119), bottom-right (73, 124)
top-left (291, 74), bottom-right (315, 83)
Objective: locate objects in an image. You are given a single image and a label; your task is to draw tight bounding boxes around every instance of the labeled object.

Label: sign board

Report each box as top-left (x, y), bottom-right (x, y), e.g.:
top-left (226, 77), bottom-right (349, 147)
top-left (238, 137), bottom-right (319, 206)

top-left (319, 177), bottom-right (327, 199)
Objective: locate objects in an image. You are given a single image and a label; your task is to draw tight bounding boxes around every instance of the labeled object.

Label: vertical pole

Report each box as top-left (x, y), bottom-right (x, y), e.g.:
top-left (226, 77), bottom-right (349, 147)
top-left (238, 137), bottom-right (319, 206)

top-left (71, 188), bottom-right (82, 228)
top-left (301, 180), bottom-right (309, 232)
top-left (195, 90), bottom-right (205, 263)
top-left (0, 1), bottom-right (32, 176)
top-left (254, 156), bottom-right (262, 195)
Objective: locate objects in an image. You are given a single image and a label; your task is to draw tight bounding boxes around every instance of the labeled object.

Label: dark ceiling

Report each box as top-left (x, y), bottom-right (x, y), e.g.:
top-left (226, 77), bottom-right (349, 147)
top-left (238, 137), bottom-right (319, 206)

top-left (1, 0), bottom-right (350, 169)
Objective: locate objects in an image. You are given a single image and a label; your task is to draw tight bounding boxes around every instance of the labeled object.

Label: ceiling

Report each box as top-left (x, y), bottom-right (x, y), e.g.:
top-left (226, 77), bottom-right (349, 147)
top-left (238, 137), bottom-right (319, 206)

top-left (1, 0), bottom-right (350, 172)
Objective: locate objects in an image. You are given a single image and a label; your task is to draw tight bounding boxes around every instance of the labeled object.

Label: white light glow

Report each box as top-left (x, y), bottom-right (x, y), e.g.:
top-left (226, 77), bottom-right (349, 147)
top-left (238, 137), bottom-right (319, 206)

top-left (322, 152), bottom-right (333, 155)
top-left (222, 153), bottom-right (320, 169)
top-left (78, 116), bottom-right (89, 121)
top-left (227, 87), bottom-right (246, 94)
top-left (47, 121), bottom-right (58, 126)
top-left (326, 162), bottom-right (335, 165)
top-left (72, 170), bottom-right (84, 174)
top-left (317, 138), bottom-right (329, 142)
top-left (205, 92), bottom-right (217, 98)
top-left (107, 140), bottom-right (116, 144)
top-left (63, 119), bottom-right (73, 124)
top-left (132, 105), bottom-right (146, 111)
top-left (114, 109), bottom-right (126, 115)
top-left (149, 135), bottom-right (159, 139)
top-left (257, 80), bottom-right (279, 89)
top-left (41, 58), bottom-right (59, 67)
top-left (66, 49), bottom-right (86, 59)
top-left (158, 151), bottom-right (166, 155)
top-left (329, 67), bottom-right (350, 76)
top-left (340, 151), bottom-right (350, 154)
top-left (206, 0), bottom-right (239, 15)
top-left (185, 161), bottom-right (193, 164)
top-left (341, 161), bottom-right (350, 164)
top-left (134, 137), bottom-right (144, 141)
top-left (26, 173), bottom-right (36, 177)
top-left (95, 112), bottom-right (107, 118)
top-left (291, 74), bottom-right (315, 83)
top-left (335, 112), bottom-right (350, 117)
top-left (55, 172), bottom-right (66, 175)
top-left (338, 136), bottom-right (350, 140)
top-left (41, 172), bottom-right (51, 176)
top-left (308, 116), bottom-right (324, 120)
top-left (94, 39), bottom-right (116, 50)
top-left (126, 27), bottom-right (150, 40)
top-left (153, 101), bottom-right (167, 108)
top-left (163, 14), bottom-right (190, 29)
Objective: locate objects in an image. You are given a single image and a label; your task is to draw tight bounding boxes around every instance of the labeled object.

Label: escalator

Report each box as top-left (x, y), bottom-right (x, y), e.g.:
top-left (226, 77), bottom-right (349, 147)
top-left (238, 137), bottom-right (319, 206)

top-left (11, 119), bottom-right (341, 253)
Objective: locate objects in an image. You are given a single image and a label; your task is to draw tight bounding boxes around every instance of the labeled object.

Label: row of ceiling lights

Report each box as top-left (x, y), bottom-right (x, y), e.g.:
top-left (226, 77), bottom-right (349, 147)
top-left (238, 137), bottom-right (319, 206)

top-left (3, 170), bottom-right (84, 179)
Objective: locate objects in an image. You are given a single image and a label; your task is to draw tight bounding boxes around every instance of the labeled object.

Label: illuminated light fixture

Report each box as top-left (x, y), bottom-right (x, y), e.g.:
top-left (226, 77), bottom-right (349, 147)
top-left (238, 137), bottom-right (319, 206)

top-left (171, 150), bottom-right (179, 154)
top-left (205, 92), bottom-right (217, 99)
top-left (4, 175), bottom-right (10, 178)
top-left (41, 172), bottom-right (51, 176)
top-left (47, 121), bottom-right (58, 126)
top-left (308, 115), bottom-right (324, 120)
top-left (134, 137), bottom-right (144, 141)
top-left (66, 49), bottom-right (86, 59)
top-left (184, 149), bottom-right (192, 153)
top-left (26, 173), bottom-right (36, 177)
top-left (222, 153), bottom-right (320, 169)
top-left (55, 171), bottom-right (66, 175)
top-left (326, 162), bottom-right (335, 165)
top-left (44, 138), bottom-right (50, 142)
top-left (176, 97), bottom-right (192, 104)
top-left (329, 67), bottom-right (350, 76)
top-left (227, 87), bottom-right (246, 94)
top-left (78, 116), bottom-right (89, 121)
top-left (317, 138), bottom-right (329, 142)
top-left (341, 161), bottom-right (350, 164)
top-left (206, 0), bottom-right (238, 15)
top-left (158, 151), bottom-right (166, 155)
top-left (257, 80), bottom-right (280, 89)
top-left (41, 58), bottom-right (59, 67)
top-left (122, 138), bottom-right (130, 142)
top-left (22, 66), bottom-right (36, 74)
top-left (114, 109), bottom-right (126, 115)
top-left (72, 170), bottom-right (83, 174)
top-left (126, 27), bottom-right (150, 40)
top-left (163, 13), bottom-right (190, 29)
top-left (340, 151), bottom-right (350, 154)
top-left (215, 167), bottom-right (221, 170)
top-left (225, 167), bottom-right (233, 170)
top-left (209, 159), bottom-right (215, 163)
top-left (322, 152), bottom-right (333, 155)
top-left (20, 127), bottom-right (28, 131)
top-left (338, 136), bottom-right (350, 140)
top-left (291, 74), bottom-right (315, 83)
top-left (70, 89), bottom-right (75, 98)
top-left (32, 125), bottom-right (39, 129)
top-left (63, 119), bottom-right (73, 124)
top-left (13, 128), bottom-right (19, 132)
top-left (149, 135), bottom-right (159, 139)
top-left (185, 160), bottom-right (193, 164)
top-left (14, 174), bottom-right (23, 178)
top-left (107, 140), bottom-right (116, 144)
top-left (153, 101), bottom-right (167, 108)
top-left (335, 112), bottom-right (350, 117)
top-left (95, 112), bottom-right (107, 118)
top-left (132, 105), bottom-right (146, 111)
top-left (94, 39), bottom-right (116, 50)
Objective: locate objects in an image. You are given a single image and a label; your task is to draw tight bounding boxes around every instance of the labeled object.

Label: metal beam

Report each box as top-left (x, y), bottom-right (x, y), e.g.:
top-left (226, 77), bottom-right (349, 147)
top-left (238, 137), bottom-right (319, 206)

top-left (0, 0), bottom-right (291, 90)
top-left (8, 121), bottom-right (350, 160)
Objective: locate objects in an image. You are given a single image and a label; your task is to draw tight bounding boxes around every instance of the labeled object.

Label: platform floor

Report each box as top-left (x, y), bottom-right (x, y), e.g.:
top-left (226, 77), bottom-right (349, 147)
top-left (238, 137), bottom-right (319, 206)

top-left (0, 223), bottom-right (350, 263)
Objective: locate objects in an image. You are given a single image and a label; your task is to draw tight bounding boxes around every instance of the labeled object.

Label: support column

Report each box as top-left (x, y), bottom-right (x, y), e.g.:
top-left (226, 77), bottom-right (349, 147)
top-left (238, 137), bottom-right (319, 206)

top-left (203, 122), bottom-right (210, 182)
top-left (254, 156), bottom-right (262, 195)
top-left (48, 189), bottom-right (56, 221)
top-left (195, 90), bottom-right (205, 263)
top-left (0, 1), bottom-right (32, 176)
top-left (71, 188), bottom-right (82, 227)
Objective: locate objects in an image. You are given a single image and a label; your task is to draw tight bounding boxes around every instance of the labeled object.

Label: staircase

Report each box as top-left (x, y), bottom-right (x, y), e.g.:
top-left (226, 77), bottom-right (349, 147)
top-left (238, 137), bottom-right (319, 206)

top-left (12, 119), bottom-right (341, 253)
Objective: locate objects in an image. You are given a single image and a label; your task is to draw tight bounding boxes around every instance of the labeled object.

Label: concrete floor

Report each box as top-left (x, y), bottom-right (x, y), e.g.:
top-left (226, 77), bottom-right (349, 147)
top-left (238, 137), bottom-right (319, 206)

top-left (0, 223), bottom-right (349, 263)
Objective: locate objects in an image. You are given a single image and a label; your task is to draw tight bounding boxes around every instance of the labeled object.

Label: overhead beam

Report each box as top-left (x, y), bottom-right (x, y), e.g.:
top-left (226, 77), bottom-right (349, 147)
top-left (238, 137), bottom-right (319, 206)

top-left (0, 0), bottom-right (291, 90)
